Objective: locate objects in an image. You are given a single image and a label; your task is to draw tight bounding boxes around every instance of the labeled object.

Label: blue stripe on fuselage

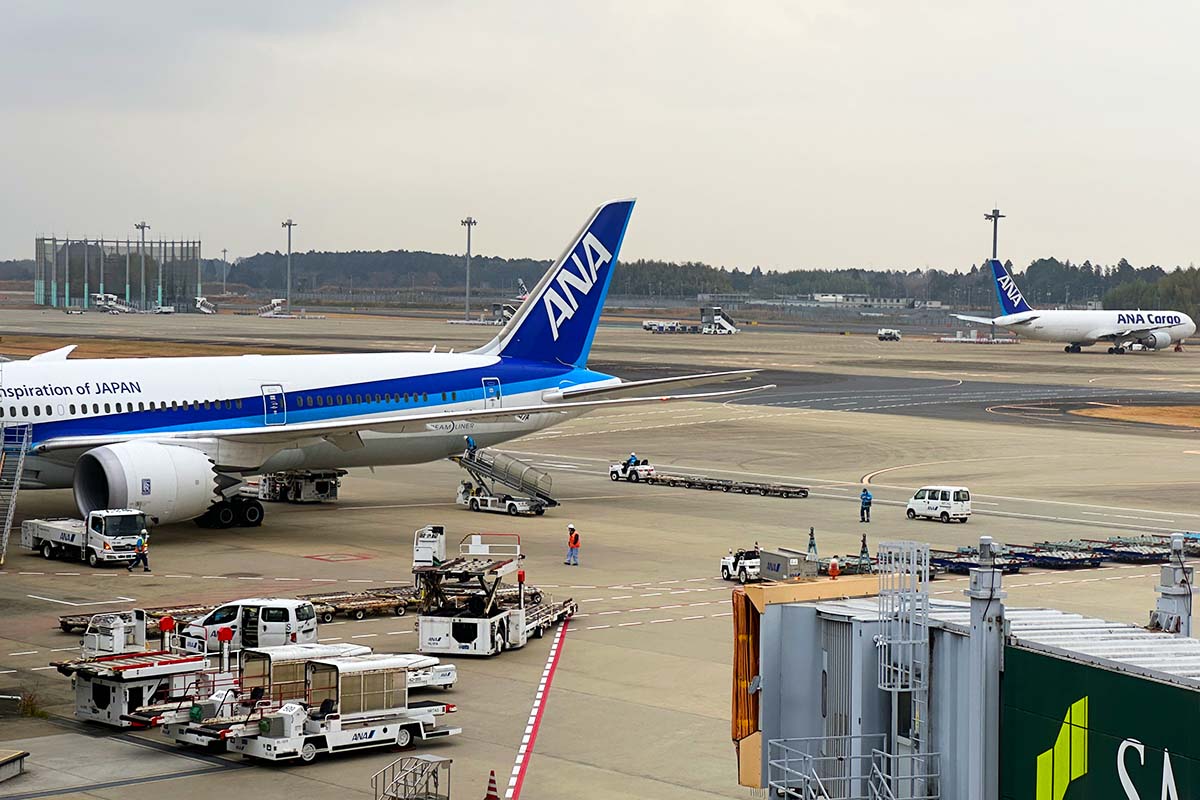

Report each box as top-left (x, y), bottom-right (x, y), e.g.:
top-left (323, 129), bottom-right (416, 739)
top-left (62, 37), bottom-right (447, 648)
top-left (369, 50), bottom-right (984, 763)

top-left (26, 359), bottom-right (615, 448)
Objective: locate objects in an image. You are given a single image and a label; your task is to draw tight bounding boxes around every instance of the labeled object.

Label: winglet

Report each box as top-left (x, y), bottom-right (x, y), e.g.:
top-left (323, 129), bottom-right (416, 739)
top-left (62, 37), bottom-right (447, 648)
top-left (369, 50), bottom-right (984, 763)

top-left (30, 345), bottom-right (77, 362)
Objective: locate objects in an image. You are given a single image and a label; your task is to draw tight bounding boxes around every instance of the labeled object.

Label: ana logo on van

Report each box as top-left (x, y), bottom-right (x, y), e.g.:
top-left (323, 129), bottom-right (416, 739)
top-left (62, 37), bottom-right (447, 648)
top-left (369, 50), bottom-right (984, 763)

top-left (351, 730), bottom-right (377, 742)
top-left (542, 232), bottom-right (613, 341)
top-left (1116, 313), bottom-right (1181, 326)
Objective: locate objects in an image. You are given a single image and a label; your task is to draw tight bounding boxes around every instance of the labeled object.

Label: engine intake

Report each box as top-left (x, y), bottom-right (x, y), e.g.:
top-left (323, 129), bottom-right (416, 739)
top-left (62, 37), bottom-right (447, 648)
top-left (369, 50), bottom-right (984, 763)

top-left (74, 441), bottom-right (221, 525)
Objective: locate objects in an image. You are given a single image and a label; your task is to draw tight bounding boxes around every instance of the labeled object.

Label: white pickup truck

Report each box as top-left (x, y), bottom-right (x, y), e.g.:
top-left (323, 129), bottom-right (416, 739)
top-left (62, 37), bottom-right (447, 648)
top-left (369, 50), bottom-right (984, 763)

top-left (21, 510), bottom-right (146, 567)
top-left (720, 547), bottom-right (761, 583)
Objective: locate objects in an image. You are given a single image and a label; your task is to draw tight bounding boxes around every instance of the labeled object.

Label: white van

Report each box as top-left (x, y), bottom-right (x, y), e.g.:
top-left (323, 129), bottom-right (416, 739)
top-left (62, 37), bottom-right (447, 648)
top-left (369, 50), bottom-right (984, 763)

top-left (906, 486), bottom-right (971, 523)
top-left (182, 598), bottom-right (319, 653)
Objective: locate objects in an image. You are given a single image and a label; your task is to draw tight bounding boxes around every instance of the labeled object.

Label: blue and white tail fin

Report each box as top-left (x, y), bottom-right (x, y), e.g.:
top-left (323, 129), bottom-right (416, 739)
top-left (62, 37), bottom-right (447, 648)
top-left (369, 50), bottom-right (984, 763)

top-left (478, 199), bottom-right (635, 367)
top-left (990, 258), bottom-right (1033, 315)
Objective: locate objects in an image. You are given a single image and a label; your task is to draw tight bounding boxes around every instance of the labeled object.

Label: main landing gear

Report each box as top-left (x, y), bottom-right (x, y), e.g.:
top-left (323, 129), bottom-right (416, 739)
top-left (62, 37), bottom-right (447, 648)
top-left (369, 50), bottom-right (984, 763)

top-left (194, 495), bottom-right (265, 529)
top-left (1063, 344), bottom-right (1083, 353)
top-left (1106, 346), bottom-right (1127, 355)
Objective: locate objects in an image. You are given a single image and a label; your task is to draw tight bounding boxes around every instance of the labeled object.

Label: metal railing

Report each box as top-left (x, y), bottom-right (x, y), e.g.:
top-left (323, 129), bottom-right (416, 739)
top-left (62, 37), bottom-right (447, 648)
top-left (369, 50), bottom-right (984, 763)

top-left (768, 736), bottom-right (939, 800)
top-left (370, 754), bottom-right (451, 800)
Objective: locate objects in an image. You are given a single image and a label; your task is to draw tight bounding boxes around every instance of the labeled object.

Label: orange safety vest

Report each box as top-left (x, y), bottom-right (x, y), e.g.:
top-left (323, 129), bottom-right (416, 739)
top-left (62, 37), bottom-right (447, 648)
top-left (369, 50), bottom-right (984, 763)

top-left (568, 531), bottom-right (580, 548)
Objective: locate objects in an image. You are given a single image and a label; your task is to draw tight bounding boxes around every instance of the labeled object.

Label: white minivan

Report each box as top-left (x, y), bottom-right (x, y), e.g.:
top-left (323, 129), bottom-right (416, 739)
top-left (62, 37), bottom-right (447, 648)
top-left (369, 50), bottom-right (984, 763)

top-left (906, 486), bottom-right (971, 523)
top-left (182, 598), bottom-right (319, 652)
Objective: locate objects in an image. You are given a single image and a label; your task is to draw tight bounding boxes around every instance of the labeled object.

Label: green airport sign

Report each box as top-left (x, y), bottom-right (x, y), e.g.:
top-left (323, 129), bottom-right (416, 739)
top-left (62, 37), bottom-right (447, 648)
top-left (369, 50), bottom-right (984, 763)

top-left (1001, 646), bottom-right (1198, 799)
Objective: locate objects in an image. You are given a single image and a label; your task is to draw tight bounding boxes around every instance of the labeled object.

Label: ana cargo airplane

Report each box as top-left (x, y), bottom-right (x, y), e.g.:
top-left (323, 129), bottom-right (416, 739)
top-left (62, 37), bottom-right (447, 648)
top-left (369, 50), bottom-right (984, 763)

top-left (955, 259), bottom-right (1195, 354)
top-left (1, 199), bottom-right (769, 528)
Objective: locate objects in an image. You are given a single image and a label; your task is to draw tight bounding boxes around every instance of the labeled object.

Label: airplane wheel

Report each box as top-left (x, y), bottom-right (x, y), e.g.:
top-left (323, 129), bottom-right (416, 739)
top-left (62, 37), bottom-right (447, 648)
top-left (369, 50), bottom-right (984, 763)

top-left (237, 499), bottom-right (264, 527)
top-left (1116, 346), bottom-right (1126, 354)
top-left (1107, 347), bottom-right (1116, 354)
top-left (212, 502), bottom-right (236, 529)
top-left (1064, 345), bottom-right (1072, 353)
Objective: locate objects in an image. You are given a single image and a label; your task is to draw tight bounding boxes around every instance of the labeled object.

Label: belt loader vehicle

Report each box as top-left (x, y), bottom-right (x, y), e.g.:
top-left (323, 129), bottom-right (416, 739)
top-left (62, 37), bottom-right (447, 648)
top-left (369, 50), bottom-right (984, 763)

top-left (21, 509), bottom-right (146, 567)
top-left (229, 654), bottom-right (461, 763)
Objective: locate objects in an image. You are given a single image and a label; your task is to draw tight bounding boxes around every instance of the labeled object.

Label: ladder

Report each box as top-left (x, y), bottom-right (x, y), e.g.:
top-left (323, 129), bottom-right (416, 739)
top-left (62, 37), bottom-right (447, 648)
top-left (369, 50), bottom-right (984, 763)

top-left (0, 423), bottom-right (31, 566)
top-left (451, 448), bottom-right (558, 507)
top-left (371, 754), bottom-right (451, 800)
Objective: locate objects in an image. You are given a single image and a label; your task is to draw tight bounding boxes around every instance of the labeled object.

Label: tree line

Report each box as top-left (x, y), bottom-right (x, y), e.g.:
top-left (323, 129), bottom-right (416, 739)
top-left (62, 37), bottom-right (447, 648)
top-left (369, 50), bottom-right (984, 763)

top-left (2, 249), bottom-right (1196, 318)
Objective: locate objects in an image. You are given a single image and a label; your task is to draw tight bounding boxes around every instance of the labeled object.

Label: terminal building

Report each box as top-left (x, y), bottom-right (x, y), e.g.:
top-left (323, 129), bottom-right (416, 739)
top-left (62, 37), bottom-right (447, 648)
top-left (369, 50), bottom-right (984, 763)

top-left (33, 237), bottom-right (203, 312)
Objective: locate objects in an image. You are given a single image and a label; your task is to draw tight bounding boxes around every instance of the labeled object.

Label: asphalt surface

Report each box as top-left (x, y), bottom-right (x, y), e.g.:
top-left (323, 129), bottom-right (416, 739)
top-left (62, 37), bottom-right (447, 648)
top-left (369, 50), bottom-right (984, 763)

top-left (1, 311), bottom-right (1199, 800)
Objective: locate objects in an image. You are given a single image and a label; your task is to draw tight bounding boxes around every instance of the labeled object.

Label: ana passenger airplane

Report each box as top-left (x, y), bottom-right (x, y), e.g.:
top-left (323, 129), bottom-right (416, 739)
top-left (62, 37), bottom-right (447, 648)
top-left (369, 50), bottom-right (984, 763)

top-left (955, 259), bottom-right (1195, 354)
top-left (1, 199), bottom-right (768, 528)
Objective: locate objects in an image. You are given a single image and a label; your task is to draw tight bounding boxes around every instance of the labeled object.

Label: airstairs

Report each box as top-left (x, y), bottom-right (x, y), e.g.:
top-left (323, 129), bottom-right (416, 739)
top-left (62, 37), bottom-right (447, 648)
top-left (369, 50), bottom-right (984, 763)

top-left (194, 296), bottom-right (217, 314)
top-left (371, 754), bottom-right (451, 800)
top-left (0, 424), bottom-right (32, 566)
top-left (450, 448), bottom-right (558, 508)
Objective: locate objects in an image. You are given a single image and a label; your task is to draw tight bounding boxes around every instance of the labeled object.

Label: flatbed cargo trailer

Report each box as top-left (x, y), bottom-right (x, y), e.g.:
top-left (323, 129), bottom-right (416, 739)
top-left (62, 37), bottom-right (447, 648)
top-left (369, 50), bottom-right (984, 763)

top-left (644, 471), bottom-right (808, 498)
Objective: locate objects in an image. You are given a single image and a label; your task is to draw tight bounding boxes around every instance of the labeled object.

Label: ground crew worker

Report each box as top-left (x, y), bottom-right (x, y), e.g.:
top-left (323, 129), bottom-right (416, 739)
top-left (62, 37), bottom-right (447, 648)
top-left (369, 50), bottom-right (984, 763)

top-left (464, 434), bottom-right (477, 454)
top-left (564, 524), bottom-right (580, 566)
top-left (859, 488), bottom-right (873, 523)
top-left (627, 452), bottom-right (638, 467)
top-left (127, 529), bottom-right (151, 572)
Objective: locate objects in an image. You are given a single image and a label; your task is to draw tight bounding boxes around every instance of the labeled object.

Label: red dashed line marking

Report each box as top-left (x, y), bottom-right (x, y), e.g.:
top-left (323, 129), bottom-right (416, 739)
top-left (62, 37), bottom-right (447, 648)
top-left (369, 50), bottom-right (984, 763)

top-left (505, 621), bottom-right (568, 800)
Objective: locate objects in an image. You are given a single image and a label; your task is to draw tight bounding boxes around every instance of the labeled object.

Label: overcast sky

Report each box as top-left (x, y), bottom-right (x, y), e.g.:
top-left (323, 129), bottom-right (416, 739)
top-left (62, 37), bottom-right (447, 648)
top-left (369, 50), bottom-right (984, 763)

top-left (2, 2), bottom-right (1198, 272)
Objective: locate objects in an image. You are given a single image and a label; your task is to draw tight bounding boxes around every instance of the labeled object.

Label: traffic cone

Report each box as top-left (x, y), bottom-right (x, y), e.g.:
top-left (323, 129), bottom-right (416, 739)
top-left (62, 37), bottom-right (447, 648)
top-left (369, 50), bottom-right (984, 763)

top-left (484, 769), bottom-right (500, 800)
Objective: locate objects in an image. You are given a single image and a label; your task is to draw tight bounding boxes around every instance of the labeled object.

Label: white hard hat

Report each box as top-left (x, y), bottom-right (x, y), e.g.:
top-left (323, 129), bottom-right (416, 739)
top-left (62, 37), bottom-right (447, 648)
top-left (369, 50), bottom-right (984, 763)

top-left (568, 523), bottom-right (576, 530)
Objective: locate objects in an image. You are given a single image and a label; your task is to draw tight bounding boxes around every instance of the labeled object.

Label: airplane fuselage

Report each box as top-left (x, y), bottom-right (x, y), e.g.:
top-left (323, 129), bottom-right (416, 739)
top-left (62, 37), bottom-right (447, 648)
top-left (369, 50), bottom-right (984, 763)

top-left (1, 350), bottom-right (615, 489)
top-left (999, 309), bottom-right (1195, 345)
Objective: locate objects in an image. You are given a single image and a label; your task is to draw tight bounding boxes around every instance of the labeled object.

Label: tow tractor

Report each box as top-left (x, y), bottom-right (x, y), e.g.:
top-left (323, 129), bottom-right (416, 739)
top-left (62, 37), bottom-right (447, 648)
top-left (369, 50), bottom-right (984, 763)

top-left (720, 547), bottom-right (761, 583)
top-left (450, 448), bottom-right (557, 516)
top-left (228, 655), bottom-right (461, 763)
top-left (610, 458), bottom-right (655, 482)
top-left (414, 532), bottom-right (576, 656)
top-left (21, 509), bottom-right (146, 567)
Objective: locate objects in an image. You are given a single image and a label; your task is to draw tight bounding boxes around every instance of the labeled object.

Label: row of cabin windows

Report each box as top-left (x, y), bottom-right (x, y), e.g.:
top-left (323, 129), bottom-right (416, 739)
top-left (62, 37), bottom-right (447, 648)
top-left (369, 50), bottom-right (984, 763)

top-left (293, 391), bottom-right (454, 408)
top-left (0, 390), bottom-right (461, 420)
top-left (0, 398), bottom-right (247, 419)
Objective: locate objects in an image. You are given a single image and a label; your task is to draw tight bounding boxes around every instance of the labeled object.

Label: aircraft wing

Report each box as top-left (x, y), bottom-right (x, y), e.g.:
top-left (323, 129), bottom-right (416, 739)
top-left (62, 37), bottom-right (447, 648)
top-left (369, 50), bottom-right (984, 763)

top-left (551, 369), bottom-right (760, 401)
top-left (31, 383), bottom-right (774, 453)
top-left (953, 312), bottom-right (1039, 327)
top-left (952, 314), bottom-right (997, 325)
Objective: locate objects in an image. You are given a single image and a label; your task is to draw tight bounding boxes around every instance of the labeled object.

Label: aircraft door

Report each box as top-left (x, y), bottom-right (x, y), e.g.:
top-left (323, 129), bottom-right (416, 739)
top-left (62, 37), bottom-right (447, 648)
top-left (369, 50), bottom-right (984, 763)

top-left (482, 378), bottom-right (501, 409)
top-left (261, 384), bottom-right (286, 425)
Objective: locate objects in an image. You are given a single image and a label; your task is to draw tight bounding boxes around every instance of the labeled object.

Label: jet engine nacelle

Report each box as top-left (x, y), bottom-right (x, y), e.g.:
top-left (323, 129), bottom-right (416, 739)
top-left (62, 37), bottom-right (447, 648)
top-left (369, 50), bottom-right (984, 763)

top-left (73, 441), bottom-right (221, 525)
top-left (1137, 330), bottom-right (1172, 350)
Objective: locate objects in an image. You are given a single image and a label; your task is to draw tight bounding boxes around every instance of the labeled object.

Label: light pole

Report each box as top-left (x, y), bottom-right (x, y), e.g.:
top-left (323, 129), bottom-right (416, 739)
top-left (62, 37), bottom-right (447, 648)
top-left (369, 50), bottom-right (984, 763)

top-left (281, 218), bottom-right (297, 309)
top-left (461, 217), bottom-right (476, 320)
top-left (983, 208), bottom-right (1005, 260)
top-left (221, 248), bottom-right (228, 295)
top-left (135, 221), bottom-right (150, 310)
